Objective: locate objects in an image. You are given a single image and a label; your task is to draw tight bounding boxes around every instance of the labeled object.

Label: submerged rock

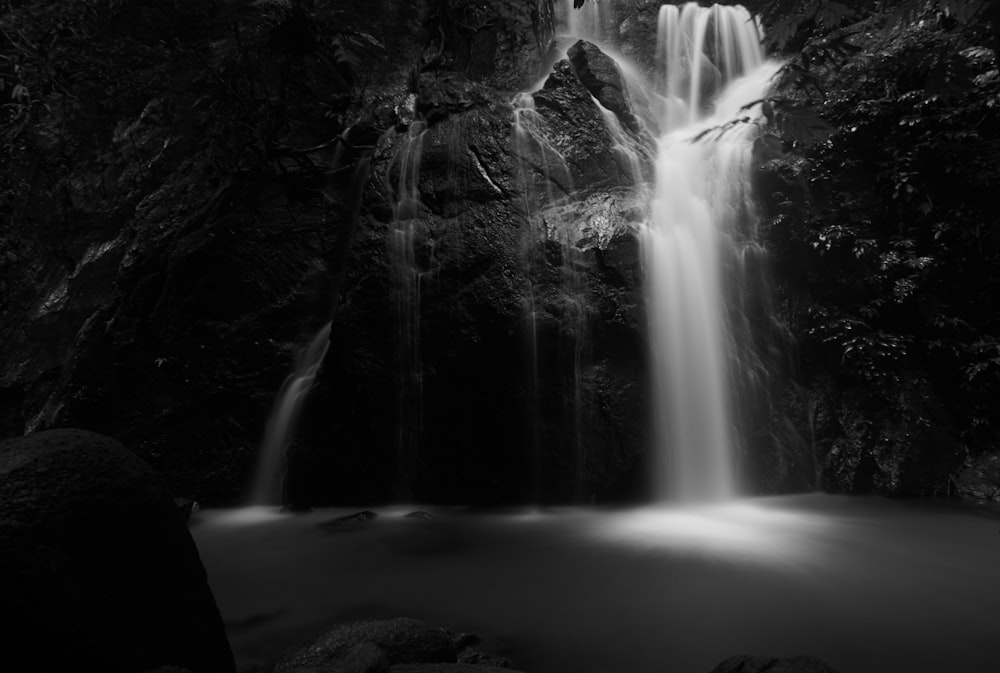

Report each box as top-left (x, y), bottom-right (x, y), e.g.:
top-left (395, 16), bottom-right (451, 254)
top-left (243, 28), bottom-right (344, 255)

top-left (0, 428), bottom-right (235, 673)
top-left (318, 510), bottom-right (380, 531)
top-left (275, 618), bottom-right (458, 671)
top-left (709, 655), bottom-right (840, 673)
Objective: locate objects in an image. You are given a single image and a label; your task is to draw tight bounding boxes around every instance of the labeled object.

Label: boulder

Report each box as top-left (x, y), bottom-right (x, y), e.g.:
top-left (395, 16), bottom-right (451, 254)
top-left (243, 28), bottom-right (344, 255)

top-left (709, 655), bottom-right (840, 673)
top-left (276, 618), bottom-right (458, 671)
top-left (532, 59), bottom-right (635, 192)
top-left (567, 40), bottom-right (640, 133)
top-left (317, 510), bottom-right (380, 532)
top-left (0, 428), bottom-right (235, 673)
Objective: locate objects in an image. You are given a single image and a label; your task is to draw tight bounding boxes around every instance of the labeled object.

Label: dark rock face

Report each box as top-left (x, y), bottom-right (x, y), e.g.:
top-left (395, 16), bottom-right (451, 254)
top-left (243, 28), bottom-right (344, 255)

top-left (285, 25), bottom-right (652, 505)
top-left (533, 59), bottom-right (635, 190)
top-left (709, 655), bottom-right (840, 673)
top-left (0, 0), bottom-right (654, 507)
top-left (275, 618), bottom-right (458, 671)
top-left (0, 428), bottom-right (235, 673)
top-left (567, 40), bottom-right (640, 133)
top-left (0, 0), bottom-right (430, 503)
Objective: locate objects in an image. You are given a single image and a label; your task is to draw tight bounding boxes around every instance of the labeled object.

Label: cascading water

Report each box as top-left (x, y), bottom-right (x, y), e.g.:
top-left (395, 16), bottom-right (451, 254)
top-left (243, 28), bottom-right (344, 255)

top-left (251, 136), bottom-right (373, 507)
top-left (644, 3), bottom-right (781, 501)
top-left (250, 322), bottom-right (331, 505)
top-left (511, 90), bottom-right (591, 499)
top-left (389, 121), bottom-right (429, 499)
top-left (512, 93), bottom-right (560, 499)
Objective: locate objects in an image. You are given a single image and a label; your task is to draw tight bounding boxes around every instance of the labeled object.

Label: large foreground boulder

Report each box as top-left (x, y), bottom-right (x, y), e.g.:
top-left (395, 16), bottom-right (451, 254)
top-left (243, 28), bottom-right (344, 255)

top-left (0, 428), bottom-right (235, 673)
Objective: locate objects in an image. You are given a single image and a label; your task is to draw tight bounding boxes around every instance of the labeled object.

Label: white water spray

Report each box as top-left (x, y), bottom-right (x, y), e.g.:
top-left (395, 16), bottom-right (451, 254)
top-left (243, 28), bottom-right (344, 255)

top-left (644, 3), bottom-right (780, 501)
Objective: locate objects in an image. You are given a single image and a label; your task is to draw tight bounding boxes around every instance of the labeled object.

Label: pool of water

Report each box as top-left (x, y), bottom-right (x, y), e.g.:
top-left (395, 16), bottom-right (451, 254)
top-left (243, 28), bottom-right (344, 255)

top-left (191, 494), bottom-right (1000, 673)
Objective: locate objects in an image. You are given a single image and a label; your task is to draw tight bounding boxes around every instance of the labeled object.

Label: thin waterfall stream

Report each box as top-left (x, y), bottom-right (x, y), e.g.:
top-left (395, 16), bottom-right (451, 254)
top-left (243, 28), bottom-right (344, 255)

top-left (250, 323), bottom-right (331, 505)
top-left (389, 121), bottom-right (429, 499)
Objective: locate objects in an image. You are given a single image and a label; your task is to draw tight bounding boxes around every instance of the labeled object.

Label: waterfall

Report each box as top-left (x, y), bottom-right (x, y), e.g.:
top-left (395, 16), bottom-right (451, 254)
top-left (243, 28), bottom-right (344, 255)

top-left (389, 121), bottom-right (429, 499)
top-left (644, 3), bottom-right (781, 501)
top-left (250, 322), bottom-right (331, 505)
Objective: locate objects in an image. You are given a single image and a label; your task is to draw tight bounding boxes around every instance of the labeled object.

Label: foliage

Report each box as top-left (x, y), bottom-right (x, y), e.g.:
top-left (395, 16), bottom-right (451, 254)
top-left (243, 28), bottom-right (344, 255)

top-left (753, 0), bottom-right (1000, 491)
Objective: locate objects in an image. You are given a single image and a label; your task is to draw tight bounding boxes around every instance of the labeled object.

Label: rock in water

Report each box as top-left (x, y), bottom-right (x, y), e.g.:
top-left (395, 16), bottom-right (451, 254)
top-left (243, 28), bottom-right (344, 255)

top-left (275, 617), bottom-right (457, 671)
top-left (710, 655), bottom-right (840, 673)
top-left (317, 510), bottom-right (379, 531)
top-left (0, 428), bottom-right (235, 673)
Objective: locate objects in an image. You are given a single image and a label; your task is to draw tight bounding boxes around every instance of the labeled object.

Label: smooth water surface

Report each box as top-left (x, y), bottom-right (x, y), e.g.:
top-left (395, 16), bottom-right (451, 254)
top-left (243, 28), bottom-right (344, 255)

top-left (193, 495), bottom-right (1000, 673)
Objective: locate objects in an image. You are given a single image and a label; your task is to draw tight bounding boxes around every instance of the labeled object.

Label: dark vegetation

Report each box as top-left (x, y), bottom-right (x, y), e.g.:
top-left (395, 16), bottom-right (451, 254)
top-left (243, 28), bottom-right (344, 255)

top-left (745, 0), bottom-right (1000, 496)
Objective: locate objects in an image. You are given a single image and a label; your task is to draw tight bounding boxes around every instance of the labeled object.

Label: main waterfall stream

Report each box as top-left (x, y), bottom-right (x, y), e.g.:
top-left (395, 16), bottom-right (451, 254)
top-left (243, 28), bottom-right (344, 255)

top-left (644, 4), bottom-right (780, 501)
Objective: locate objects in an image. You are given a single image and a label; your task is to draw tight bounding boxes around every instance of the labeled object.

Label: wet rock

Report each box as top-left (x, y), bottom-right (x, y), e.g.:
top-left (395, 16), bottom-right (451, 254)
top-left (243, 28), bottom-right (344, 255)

top-left (616, 2), bottom-right (661, 75)
top-left (0, 428), bottom-right (235, 673)
top-left (709, 655), bottom-right (840, 673)
top-left (318, 510), bottom-right (379, 531)
top-left (275, 618), bottom-right (458, 671)
top-left (567, 40), bottom-right (640, 134)
top-left (532, 60), bottom-right (635, 192)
